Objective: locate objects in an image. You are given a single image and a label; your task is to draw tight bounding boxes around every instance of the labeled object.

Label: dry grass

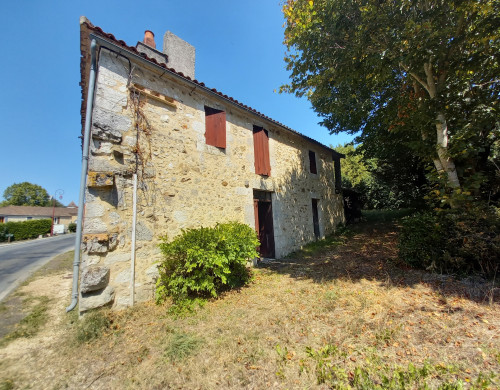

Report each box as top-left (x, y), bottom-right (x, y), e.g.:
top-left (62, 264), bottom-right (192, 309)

top-left (0, 221), bottom-right (499, 389)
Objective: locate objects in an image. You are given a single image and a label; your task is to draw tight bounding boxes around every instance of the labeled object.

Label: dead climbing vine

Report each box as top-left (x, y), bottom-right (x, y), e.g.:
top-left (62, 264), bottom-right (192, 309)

top-left (126, 84), bottom-right (169, 222)
top-left (129, 88), bottom-right (153, 179)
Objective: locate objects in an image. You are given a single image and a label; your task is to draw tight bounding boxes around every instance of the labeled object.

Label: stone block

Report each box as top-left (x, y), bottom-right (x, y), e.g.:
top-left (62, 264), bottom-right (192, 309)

top-left (128, 221), bottom-right (153, 241)
top-left (91, 140), bottom-right (113, 156)
top-left (95, 87), bottom-right (128, 114)
top-left (83, 218), bottom-right (108, 234)
top-left (81, 266), bottom-right (110, 293)
top-left (92, 108), bottom-right (130, 143)
top-left (114, 269), bottom-right (130, 283)
top-left (82, 254), bottom-right (101, 267)
top-left (145, 264), bottom-right (159, 280)
top-left (83, 233), bottom-right (109, 253)
top-left (109, 233), bottom-right (119, 251)
top-left (80, 286), bottom-right (115, 312)
top-left (104, 252), bottom-right (130, 265)
top-left (85, 202), bottom-right (105, 218)
top-left (88, 171), bottom-right (114, 187)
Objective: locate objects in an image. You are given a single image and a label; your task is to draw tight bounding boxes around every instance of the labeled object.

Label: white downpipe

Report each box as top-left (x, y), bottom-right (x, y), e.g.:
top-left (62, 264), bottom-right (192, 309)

top-left (130, 173), bottom-right (138, 306)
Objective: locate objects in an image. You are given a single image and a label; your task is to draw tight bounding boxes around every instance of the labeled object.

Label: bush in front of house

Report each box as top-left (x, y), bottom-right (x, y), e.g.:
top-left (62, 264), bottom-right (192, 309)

top-left (68, 222), bottom-right (77, 233)
top-left (398, 206), bottom-right (500, 277)
top-left (155, 222), bottom-right (259, 307)
top-left (0, 219), bottom-right (52, 242)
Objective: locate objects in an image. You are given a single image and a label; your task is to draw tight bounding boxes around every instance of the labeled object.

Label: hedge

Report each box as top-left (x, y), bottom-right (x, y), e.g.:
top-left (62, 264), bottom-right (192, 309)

top-left (0, 219), bottom-right (52, 242)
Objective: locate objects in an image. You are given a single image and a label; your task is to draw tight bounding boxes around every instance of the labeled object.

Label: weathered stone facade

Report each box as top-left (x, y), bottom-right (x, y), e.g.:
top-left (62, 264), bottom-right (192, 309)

top-left (79, 20), bottom-right (344, 313)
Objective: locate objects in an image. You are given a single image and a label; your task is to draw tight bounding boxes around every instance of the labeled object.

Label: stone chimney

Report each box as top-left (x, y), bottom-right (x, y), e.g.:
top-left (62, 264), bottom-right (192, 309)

top-left (136, 30), bottom-right (168, 66)
top-left (163, 31), bottom-right (195, 79)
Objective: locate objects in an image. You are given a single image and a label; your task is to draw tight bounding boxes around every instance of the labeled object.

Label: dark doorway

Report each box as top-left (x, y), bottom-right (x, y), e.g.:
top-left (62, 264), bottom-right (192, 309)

top-left (253, 190), bottom-right (275, 258)
top-left (312, 198), bottom-right (320, 239)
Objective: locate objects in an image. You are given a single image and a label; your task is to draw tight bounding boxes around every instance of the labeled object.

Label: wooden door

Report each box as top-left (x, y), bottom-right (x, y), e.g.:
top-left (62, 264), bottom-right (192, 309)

top-left (312, 199), bottom-right (320, 239)
top-left (253, 192), bottom-right (275, 258)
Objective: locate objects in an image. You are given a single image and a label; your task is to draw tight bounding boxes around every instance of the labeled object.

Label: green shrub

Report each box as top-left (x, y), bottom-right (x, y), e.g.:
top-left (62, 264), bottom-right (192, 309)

top-left (156, 222), bottom-right (259, 306)
top-left (68, 222), bottom-right (77, 233)
top-left (398, 206), bottom-right (500, 277)
top-left (0, 219), bottom-right (52, 242)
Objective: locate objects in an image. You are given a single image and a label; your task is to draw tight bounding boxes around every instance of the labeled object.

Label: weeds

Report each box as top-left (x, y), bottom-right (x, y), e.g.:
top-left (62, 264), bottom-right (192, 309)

top-left (76, 310), bottom-right (111, 344)
top-left (304, 344), bottom-right (498, 389)
top-left (0, 296), bottom-right (50, 345)
top-left (375, 325), bottom-right (401, 346)
top-left (164, 331), bottom-right (204, 362)
top-left (0, 379), bottom-right (14, 390)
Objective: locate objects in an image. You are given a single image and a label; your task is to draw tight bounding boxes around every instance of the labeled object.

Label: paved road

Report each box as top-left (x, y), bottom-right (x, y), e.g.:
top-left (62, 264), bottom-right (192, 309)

top-left (0, 234), bottom-right (75, 302)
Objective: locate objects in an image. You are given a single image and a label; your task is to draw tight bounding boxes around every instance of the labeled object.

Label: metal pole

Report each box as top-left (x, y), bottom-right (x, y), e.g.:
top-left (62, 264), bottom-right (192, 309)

top-left (51, 198), bottom-right (55, 236)
top-left (130, 173), bottom-right (138, 306)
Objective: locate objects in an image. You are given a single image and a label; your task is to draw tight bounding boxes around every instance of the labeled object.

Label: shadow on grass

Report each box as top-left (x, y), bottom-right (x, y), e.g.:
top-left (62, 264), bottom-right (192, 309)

top-left (259, 210), bottom-right (497, 305)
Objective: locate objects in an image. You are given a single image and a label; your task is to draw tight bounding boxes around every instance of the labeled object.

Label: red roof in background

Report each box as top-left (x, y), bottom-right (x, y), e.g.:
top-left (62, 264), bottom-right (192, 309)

top-left (79, 17), bottom-right (344, 158)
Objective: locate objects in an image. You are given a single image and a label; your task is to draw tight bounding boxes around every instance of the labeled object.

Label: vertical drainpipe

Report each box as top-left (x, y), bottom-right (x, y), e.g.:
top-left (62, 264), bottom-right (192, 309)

top-left (66, 39), bottom-right (98, 312)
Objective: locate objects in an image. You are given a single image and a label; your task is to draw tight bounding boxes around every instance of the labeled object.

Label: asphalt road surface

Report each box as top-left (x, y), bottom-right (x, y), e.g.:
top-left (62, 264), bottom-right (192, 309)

top-left (0, 234), bottom-right (75, 302)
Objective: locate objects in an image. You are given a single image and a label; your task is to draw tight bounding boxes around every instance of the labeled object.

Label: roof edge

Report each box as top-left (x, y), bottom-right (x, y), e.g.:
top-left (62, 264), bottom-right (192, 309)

top-left (79, 17), bottom-right (344, 156)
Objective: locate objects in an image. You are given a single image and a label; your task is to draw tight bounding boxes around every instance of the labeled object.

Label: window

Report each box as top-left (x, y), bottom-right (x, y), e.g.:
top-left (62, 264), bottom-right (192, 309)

top-left (0, 217), bottom-right (4, 223)
top-left (26, 217), bottom-right (33, 220)
top-left (309, 150), bottom-right (317, 174)
top-left (253, 125), bottom-right (271, 176)
top-left (204, 106), bottom-right (226, 148)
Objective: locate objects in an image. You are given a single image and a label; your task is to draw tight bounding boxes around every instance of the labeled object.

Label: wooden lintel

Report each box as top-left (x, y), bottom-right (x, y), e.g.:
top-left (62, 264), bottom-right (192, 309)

top-left (129, 83), bottom-right (177, 108)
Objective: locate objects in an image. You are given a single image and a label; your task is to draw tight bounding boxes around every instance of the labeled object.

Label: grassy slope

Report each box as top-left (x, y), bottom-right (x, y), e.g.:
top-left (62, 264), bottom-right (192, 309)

top-left (1, 216), bottom-right (499, 389)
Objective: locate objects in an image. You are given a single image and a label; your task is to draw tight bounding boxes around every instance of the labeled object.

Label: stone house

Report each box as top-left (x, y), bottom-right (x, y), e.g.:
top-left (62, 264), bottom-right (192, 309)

top-left (78, 17), bottom-right (345, 312)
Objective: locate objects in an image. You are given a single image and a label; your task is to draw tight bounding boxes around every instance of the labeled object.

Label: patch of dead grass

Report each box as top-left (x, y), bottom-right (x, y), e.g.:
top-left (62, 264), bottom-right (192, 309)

top-left (0, 223), bottom-right (498, 389)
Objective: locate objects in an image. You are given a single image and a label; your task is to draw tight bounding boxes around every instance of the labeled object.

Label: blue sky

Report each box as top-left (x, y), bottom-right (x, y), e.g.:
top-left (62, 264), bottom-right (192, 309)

top-left (0, 0), bottom-right (354, 205)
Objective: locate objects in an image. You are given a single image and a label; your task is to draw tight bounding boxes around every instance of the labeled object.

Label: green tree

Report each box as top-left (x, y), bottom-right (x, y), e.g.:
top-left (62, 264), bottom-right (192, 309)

top-left (282, 0), bottom-right (499, 204)
top-left (336, 143), bottom-right (426, 208)
top-left (1, 182), bottom-right (53, 207)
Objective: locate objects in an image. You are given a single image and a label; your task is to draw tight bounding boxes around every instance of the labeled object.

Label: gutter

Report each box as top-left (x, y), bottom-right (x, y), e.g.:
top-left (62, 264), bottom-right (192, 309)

top-left (67, 39), bottom-right (98, 312)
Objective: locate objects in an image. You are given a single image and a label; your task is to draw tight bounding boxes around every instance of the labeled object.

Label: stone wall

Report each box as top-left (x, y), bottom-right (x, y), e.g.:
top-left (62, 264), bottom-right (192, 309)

top-left (79, 48), bottom-right (344, 312)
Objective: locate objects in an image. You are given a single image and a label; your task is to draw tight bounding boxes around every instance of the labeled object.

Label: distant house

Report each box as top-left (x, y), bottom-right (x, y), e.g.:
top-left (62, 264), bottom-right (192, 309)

top-left (0, 205), bottom-right (78, 227)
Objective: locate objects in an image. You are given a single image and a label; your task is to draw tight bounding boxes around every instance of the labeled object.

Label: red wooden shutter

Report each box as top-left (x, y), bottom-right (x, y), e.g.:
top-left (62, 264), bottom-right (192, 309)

top-left (205, 107), bottom-right (226, 148)
top-left (253, 126), bottom-right (271, 176)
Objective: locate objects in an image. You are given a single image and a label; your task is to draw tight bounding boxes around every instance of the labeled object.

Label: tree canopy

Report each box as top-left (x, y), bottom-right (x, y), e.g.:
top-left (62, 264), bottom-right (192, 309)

top-left (336, 143), bottom-right (426, 209)
top-left (282, 0), bottom-right (499, 204)
top-left (1, 182), bottom-right (62, 207)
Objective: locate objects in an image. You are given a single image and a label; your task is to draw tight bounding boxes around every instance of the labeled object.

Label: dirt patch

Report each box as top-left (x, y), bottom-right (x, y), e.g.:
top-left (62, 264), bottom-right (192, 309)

top-left (0, 224), bottom-right (498, 389)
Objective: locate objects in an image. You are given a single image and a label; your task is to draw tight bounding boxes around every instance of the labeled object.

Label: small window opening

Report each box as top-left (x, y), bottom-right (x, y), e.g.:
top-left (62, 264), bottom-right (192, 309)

top-left (309, 150), bottom-right (317, 174)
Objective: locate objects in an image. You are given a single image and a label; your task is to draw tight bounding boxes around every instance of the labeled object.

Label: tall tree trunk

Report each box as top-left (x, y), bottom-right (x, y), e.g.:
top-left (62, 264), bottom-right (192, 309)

top-left (410, 63), bottom-right (461, 190)
top-left (435, 112), bottom-right (460, 188)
